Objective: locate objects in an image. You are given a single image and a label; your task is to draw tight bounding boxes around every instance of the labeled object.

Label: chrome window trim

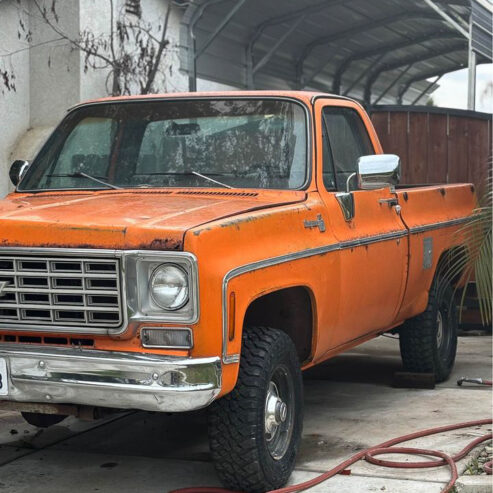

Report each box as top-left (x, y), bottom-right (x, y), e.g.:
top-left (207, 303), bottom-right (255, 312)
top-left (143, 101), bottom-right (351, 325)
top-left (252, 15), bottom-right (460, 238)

top-left (18, 96), bottom-right (313, 194)
top-left (220, 214), bottom-right (471, 364)
top-left (0, 247), bottom-right (199, 335)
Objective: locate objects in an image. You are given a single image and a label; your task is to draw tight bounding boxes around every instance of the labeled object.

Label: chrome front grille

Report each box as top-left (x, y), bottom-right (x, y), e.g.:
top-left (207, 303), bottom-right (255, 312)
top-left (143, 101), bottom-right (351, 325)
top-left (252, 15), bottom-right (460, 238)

top-left (0, 255), bottom-right (123, 331)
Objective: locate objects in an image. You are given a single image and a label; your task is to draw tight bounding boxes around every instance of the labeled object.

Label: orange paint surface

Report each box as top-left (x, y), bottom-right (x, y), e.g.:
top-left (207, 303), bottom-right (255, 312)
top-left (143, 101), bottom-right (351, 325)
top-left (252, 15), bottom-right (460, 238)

top-left (0, 91), bottom-right (476, 398)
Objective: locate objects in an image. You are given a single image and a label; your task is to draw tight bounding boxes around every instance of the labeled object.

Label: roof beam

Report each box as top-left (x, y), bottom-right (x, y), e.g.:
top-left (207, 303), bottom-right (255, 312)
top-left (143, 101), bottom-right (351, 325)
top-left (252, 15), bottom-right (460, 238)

top-left (342, 53), bottom-right (386, 96)
top-left (363, 41), bottom-right (467, 103)
top-left (245, 0), bottom-right (347, 88)
top-left (410, 74), bottom-right (443, 105)
top-left (251, 15), bottom-right (305, 76)
top-left (296, 10), bottom-right (441, 88)
top-left (421, 0), bottom-right (470, 38)
top-left (398, 64), bottom-right (462, 102)
top-left (195, 0), bottom-right (246, 60)
top-left (372, 64), bottom-right (413, 105)
top-left (330, 32), bottom-right (460, 93)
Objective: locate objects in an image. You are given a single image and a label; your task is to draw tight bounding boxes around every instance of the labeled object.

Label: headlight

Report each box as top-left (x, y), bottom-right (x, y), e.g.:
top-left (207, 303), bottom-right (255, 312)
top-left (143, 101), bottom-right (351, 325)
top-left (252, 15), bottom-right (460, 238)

top-left (125, 252), bottom-right (199, 324)
top-left (150, 264), bottom-right (189, 310)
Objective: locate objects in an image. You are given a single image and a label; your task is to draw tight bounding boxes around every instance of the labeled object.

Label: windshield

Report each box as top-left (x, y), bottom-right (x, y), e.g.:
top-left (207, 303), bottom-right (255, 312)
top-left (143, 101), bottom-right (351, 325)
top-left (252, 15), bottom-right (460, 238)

top-left (20, 99), bottom-right (308, 191)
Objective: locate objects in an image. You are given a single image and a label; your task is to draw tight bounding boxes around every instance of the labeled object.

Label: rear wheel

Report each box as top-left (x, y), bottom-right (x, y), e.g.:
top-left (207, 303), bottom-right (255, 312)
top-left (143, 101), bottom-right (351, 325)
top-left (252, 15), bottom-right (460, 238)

top-left (399, 278), bottom-right (458, 382)
top-left (208, 327), bottom-right (303, 493)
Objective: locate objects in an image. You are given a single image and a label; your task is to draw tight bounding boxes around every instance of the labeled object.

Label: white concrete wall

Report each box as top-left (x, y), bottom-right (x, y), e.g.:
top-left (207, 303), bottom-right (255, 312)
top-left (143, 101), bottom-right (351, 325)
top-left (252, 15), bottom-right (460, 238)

top-left (0, 0), bottom-right (31, 198)
top-left (29, 0), bottom-right (81, 127)
top-left (0, 0), bottom-right (187, 198)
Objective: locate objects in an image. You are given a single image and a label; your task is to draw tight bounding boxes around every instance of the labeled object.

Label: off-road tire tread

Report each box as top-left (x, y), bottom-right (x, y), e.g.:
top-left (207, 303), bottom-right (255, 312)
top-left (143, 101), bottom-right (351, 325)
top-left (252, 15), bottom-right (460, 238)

top-left (399, 280), bottom-right (457, 383)
top-left (208, 326), bottom-right (302, 493)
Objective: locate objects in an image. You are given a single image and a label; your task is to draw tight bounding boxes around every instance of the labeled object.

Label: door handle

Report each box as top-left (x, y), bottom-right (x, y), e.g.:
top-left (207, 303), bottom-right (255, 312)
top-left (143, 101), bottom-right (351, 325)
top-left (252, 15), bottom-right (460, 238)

top-left (378, 198), bottom-right (399, 206)
top-left (378, 198), bottom-right (401, 215)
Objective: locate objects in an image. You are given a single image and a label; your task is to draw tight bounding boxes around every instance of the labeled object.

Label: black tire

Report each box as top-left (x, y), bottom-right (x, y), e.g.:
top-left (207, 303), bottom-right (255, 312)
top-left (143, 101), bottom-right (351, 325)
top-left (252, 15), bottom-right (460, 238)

top-left (399, 278), bottom-right (458, 383)
top-left (208, 327), bottom-right (303, 493)
top-left (21, 412), bottom-right (67, 428)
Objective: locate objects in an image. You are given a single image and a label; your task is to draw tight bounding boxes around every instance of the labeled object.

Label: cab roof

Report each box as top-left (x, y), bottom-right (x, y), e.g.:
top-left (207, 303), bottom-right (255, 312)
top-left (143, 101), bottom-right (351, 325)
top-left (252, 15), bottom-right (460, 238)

top-left (71, 90), bottom-right (354, 111)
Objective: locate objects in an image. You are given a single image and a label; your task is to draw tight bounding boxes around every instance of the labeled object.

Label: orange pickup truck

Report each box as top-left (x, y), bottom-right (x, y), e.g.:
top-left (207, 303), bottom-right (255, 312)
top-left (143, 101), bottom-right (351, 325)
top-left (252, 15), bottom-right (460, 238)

top-left (0, 91), bottom-right (475, 492)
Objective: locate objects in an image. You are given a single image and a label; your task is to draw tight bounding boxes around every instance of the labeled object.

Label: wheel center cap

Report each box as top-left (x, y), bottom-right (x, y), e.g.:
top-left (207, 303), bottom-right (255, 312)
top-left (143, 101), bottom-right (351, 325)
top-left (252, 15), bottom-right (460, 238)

top-left (265, 382), bottom-right (287, 435)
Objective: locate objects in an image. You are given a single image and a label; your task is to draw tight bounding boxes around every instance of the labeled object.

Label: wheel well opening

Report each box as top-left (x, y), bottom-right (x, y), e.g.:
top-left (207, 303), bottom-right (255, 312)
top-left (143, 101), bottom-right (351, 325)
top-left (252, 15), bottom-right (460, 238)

top-left (436, 246), bottom-right (469, 287)
top-left (243, 286), bottom-right (314, 364)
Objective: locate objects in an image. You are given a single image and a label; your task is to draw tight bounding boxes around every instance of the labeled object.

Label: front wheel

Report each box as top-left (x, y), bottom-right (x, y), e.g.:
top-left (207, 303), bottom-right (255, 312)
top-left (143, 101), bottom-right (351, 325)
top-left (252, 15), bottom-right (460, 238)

top-left (399, 278), bottom-right (458, 383)
top-left (21, 412), bottom-right (67, 428)
top-left (208, 327), bottom-right (303, 493)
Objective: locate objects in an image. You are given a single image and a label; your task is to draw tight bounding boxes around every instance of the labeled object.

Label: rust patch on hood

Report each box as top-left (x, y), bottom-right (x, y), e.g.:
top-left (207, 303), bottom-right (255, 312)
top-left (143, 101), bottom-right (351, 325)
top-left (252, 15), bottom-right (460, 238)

top-left (147, 238), bottom-right (182, 251)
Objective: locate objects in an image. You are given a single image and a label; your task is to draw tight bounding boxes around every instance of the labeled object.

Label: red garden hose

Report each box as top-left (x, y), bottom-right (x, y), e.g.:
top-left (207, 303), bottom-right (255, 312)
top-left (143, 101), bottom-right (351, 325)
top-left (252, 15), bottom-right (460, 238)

top-left (169, 418), bottom-right (492, 493)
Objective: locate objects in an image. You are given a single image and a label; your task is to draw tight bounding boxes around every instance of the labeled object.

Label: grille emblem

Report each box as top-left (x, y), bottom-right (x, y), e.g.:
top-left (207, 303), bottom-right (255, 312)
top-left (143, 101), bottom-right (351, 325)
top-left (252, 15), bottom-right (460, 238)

top-left (0, 281), bottom-right (8, 298)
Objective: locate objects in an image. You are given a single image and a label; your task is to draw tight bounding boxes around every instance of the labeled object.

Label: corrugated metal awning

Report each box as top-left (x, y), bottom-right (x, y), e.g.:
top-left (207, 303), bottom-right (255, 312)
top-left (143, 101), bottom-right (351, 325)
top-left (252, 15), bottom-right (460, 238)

top-left (178, 0), bottom-right (492, 105)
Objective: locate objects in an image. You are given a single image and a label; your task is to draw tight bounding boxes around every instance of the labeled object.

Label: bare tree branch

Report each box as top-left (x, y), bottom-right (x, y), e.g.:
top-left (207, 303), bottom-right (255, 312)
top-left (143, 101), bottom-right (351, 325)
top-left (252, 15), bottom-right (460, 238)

top-left (3, 0), bottom-right (174, 96)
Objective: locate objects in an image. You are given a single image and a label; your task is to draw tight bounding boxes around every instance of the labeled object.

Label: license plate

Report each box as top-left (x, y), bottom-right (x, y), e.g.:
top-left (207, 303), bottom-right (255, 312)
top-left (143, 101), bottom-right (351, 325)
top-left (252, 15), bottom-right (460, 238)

top-left (0, 358), bottom-right (8, 396)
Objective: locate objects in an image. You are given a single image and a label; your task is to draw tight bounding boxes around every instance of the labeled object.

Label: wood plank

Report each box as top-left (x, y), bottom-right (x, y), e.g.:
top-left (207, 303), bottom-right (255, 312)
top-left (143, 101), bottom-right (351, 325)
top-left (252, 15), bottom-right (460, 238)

top-left (447, 116), bottom-right (469, 183)
top-left (386, 112), bottom-right (409, 183)
top-left (407, 112), bottom-right (428, 184)
top-left (370, 112), bottom-right (389, 151)
top-left (427, 114), bottom-right (448, 184)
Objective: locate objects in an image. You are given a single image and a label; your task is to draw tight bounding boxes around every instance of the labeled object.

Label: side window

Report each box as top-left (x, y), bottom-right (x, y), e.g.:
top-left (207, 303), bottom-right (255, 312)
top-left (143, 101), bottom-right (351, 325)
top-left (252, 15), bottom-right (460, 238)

top-left (323, 107), bottom-right (374, 190)
top-left (321, 120), bottom-right (336, 190)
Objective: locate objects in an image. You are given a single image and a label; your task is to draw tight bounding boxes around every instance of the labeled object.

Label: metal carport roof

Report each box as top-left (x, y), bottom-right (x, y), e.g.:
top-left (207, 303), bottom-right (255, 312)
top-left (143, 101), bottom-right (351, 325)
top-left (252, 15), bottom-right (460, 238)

top-left (178, 0), bottom-right (492, 107)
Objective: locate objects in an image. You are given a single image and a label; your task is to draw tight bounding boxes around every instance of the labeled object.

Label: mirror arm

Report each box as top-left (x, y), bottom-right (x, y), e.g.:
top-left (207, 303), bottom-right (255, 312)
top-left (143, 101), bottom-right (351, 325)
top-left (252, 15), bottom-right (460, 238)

top-left (346, 172), bottom-right (357, 193)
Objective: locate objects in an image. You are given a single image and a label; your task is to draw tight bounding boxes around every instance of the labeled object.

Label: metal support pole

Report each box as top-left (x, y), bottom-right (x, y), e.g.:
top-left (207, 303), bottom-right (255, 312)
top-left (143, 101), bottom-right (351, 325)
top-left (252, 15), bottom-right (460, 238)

top-left (411, 75), bottom-right (443, 105)
top-left (372, 64), bottom-right (413, 105)
top-left (187, 0), bottom-right (229, 92)
top-left (467, 18), bottom-right (476, 110)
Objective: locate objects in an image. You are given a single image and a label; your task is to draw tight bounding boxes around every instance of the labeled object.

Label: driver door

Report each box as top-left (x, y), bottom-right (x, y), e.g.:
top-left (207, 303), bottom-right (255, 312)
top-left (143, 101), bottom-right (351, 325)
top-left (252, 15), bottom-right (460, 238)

top-left (315, 99), bottom-right (408, 349)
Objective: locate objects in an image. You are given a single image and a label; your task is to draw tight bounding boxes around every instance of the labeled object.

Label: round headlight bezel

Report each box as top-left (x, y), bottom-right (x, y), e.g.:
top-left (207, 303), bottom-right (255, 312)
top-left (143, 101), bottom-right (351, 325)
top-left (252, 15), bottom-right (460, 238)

top-left (149, 263), bottom-right (189, 311)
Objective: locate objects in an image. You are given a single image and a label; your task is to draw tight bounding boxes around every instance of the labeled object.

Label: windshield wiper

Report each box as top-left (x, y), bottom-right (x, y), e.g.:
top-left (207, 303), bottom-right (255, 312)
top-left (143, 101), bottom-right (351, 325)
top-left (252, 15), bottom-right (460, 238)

top-left (49, 172), bottom-right (121, 190)
top-left (191, 171), bottom-right (233, 189)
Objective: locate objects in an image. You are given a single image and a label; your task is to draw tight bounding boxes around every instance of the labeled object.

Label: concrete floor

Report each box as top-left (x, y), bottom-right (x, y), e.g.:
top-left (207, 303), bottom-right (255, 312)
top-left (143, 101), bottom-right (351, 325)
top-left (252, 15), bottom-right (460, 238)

top-left (0, 334), bottom-right (491, 492)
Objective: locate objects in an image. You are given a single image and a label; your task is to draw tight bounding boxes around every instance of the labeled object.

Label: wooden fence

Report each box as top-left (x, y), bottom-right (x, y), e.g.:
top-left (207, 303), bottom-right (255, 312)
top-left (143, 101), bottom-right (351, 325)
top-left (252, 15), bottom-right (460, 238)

top-left (370, 106), bottom-right (492, 329)
top-left (370, 106), bottom-right (492, 195)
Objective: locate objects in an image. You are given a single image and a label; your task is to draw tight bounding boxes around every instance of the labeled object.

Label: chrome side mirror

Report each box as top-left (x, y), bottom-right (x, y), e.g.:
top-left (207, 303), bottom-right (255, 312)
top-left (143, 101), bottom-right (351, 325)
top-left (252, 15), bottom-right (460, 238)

top-left (357, 154), bottom-right (400, 190)
top-left (9, 160), bottom-right (30, 186)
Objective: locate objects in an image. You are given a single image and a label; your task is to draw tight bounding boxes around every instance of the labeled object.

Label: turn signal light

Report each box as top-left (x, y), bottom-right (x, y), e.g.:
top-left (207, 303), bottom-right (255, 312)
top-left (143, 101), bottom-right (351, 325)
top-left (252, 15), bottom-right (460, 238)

top-left (141, 328), bottom-right (193, 349)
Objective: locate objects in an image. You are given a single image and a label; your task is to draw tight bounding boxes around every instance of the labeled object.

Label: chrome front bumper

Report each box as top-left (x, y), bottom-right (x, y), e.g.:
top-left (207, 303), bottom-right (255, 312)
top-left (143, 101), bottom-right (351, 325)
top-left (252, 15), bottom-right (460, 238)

top-left (0, 345), bottom-right (221, 412)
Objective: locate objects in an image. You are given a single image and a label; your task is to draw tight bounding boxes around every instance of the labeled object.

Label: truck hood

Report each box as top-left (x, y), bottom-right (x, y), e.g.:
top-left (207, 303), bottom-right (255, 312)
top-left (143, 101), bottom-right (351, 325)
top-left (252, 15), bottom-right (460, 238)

top-left (0, 189), bottom-right (306, 250)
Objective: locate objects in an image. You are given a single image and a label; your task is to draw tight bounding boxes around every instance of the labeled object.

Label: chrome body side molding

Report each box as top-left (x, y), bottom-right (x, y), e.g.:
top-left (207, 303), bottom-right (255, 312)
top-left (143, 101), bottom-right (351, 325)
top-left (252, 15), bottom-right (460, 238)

top-left (408, 215), bottom-right (471, 234)
top-left (221, 214), bottom-right (471, 364)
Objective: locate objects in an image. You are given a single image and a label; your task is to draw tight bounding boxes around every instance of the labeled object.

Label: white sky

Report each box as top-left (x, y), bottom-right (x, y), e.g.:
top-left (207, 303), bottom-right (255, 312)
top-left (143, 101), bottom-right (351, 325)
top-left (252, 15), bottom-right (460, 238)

top-left (431, 63), bottom-right (493, 113)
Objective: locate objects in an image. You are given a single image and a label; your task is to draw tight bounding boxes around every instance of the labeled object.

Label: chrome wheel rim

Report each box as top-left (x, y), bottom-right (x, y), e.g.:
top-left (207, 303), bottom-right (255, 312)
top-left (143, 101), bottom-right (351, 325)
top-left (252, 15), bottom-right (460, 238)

top-left (264, 365), bottom-right (294, 460)
top-left (436, 310), bottom-right (444, 348)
